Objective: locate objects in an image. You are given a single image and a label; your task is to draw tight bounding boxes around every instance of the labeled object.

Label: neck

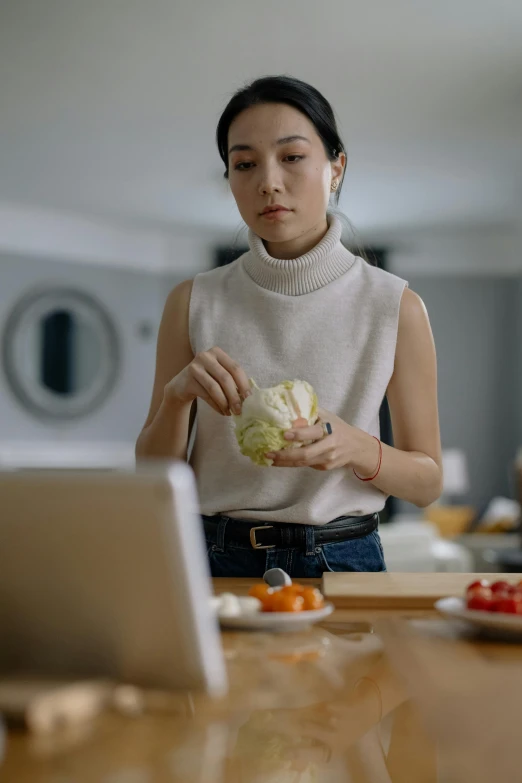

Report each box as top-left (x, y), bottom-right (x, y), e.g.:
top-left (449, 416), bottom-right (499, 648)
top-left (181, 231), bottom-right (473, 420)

top-left (264, 217), bottom-right (329, 260)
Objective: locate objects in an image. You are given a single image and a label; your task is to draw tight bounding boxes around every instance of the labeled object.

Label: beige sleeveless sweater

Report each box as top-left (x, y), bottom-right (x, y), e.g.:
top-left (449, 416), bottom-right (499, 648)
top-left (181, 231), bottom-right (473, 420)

top-left (188, 215), bottom-right (408, 525)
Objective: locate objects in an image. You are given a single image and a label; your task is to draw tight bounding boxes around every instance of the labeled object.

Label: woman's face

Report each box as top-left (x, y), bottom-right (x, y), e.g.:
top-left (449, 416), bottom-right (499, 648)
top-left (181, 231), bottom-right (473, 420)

top-left (227, 103), bottom-right (345, 252)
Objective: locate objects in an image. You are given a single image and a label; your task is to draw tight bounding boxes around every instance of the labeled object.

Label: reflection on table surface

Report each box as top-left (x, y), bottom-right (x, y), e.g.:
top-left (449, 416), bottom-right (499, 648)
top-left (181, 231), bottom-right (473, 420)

top-left (2, 580), bottom-right (522, 783)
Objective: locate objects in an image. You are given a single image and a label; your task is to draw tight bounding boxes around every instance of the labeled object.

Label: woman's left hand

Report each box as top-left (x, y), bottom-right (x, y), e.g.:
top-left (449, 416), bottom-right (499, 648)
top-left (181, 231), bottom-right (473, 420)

top-left (265, 408), bottom-right (365, 471)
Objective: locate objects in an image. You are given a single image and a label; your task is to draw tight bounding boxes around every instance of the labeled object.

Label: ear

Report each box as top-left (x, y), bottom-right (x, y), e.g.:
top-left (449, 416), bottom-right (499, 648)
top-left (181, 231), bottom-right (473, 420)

top-left (330, 152), bottom-right (346, 183)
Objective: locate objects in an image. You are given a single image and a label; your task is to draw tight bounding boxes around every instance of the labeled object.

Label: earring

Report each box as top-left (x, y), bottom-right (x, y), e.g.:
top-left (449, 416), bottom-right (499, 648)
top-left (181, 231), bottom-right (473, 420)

top-left (330, 181), bottom-right (338, 192)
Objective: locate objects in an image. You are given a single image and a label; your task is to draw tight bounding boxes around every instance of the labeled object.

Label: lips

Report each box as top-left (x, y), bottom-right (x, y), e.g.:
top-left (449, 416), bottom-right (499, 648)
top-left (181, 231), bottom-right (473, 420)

top-left (261, 205), bottom-right (290, 215)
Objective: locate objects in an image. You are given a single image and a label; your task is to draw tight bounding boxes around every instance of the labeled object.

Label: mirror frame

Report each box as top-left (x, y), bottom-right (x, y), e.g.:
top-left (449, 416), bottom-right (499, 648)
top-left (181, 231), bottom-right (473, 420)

top-left (2, 286), bottom-right (121, 421)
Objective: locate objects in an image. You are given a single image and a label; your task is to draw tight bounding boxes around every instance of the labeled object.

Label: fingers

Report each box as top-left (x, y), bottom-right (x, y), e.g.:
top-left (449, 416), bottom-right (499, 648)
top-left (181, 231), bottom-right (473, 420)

top-left (284, 423), bottom-right (324, 443)
top-left (268, 440), bottom-right (331, 468)
top-left (204, 357), bottom-right (242, 414)
top-left (193, 380), bottom-right (225, 415)
top-left (204, 349), bottom-right (252, 415)
top-left (192, 348), bottom-right (250, 415)
top-left (210, 347), bottom-right (252, 401)
top-left (191, 364), bottom-right (231, 414)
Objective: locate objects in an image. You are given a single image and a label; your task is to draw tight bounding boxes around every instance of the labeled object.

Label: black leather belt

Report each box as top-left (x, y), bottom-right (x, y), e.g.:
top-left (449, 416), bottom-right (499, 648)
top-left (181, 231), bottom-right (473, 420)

top-left (202, 513), bottom-right (379, 550)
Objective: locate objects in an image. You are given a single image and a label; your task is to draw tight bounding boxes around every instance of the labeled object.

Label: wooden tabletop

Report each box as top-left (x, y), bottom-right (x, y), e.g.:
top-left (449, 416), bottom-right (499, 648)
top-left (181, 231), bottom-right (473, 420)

top-left (2, 576), bottom-right (522, 783)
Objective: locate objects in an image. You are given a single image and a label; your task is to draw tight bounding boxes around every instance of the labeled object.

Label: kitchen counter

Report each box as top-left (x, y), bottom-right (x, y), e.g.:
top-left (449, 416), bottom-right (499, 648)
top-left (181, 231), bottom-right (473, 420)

top-left (2, 576), bottom-right (522, 783)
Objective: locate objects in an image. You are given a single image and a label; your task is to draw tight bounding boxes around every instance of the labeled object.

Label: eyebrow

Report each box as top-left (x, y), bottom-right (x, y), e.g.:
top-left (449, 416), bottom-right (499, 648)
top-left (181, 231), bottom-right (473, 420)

top-left (228, 135), bottom-right (311, 154)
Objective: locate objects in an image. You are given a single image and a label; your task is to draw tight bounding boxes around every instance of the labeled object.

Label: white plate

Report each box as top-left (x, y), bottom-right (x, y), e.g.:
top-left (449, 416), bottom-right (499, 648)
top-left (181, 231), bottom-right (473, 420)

top-left (435, 597), bottom-right (522, 640)
top-left (218, 602), bottom-right (335, 632)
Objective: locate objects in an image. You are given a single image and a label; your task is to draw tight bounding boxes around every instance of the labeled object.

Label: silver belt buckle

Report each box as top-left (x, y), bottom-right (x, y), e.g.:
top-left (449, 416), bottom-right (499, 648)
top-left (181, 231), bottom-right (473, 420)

top-left (249, 525), bottom-right (276, 550)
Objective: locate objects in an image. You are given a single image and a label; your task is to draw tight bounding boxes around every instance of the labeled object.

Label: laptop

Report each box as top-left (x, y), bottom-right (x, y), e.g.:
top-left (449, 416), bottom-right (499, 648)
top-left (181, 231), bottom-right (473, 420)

top-left (0, 462), bottom-right (227, 696)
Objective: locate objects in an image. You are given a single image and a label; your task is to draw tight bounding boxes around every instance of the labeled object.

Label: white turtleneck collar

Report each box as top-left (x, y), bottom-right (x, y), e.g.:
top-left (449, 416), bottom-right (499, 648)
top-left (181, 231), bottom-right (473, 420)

top-left (243, 214), bottom-right (356, 296)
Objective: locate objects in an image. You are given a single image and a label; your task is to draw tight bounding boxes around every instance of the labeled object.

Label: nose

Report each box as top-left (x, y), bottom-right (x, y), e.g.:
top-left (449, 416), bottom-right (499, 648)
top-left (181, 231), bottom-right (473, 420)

top-left (257, 162), bottom-right (283, 196)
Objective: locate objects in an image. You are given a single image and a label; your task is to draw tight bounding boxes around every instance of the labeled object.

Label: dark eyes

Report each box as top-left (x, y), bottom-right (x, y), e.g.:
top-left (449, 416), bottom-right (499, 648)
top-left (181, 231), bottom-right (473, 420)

top-left (234, 155), bottom-right (304, 171)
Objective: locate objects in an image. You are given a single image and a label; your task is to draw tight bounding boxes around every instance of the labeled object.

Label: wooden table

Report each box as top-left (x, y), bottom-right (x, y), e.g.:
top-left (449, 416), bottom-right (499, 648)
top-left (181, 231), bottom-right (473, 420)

top-left (2, 577), bottom-right (522, 782)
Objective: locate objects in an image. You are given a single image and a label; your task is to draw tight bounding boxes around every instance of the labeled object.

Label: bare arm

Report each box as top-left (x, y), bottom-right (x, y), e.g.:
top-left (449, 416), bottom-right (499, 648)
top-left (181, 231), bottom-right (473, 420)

top-left (136, 280), bottom-right (252, 461)
top-left (135, 280), bottom-right (195, 461)
top-left (351, 288), bottom-right (443, 507)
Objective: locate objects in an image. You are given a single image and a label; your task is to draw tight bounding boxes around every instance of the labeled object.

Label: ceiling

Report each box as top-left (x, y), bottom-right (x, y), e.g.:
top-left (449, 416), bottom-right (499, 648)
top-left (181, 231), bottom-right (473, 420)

top-left (1, 0), bottom-right (521, 234)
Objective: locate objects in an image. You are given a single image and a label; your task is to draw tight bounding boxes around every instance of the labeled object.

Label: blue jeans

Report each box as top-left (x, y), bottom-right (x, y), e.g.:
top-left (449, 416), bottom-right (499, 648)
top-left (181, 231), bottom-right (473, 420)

top-left (203, 515), bottom-right (386, 578)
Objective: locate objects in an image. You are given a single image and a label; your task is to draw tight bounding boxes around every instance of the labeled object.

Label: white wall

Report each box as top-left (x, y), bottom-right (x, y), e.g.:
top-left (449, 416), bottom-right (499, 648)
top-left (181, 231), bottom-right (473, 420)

top-left (0, 202), bottom-right (168, 271)
top-left (0, 201), bottom-right (221, 276)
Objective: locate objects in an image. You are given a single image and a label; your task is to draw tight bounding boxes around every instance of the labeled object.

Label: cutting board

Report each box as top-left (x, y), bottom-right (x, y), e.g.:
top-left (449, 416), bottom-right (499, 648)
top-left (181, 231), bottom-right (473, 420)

top-left (321, 572), bottom-right (501, 610)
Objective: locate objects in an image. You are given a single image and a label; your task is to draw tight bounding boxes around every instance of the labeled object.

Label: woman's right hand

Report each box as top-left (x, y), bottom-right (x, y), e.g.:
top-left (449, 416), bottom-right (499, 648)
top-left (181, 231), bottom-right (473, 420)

top-left (165, 346), bottom-right (251, 416)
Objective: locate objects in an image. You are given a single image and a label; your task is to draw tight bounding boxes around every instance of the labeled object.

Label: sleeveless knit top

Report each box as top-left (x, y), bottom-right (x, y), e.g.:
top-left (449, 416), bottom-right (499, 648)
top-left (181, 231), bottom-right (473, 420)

top-left (188, 215), bottom-right (408, 525)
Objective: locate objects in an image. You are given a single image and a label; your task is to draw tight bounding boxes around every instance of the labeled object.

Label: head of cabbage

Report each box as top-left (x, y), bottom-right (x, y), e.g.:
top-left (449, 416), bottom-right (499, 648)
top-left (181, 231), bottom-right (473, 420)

top-left (233, 379), bottom-right (318, 466)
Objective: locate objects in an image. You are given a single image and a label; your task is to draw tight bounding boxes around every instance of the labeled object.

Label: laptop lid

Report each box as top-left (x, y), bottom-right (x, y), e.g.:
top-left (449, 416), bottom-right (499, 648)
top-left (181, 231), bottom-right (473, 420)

top-left (0, 462), bottom-right (227, 696)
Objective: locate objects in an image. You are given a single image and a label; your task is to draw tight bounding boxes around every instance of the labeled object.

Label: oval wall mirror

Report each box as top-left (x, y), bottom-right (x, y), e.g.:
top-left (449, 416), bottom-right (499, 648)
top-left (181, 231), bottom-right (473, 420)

top-left (2, 287), bottom-right (120, 420)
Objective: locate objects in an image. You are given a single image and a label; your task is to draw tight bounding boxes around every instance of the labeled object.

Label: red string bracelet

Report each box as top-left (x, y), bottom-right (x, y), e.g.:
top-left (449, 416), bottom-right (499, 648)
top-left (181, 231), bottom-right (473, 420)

top-left (353, 436), bottom-right (382, 482)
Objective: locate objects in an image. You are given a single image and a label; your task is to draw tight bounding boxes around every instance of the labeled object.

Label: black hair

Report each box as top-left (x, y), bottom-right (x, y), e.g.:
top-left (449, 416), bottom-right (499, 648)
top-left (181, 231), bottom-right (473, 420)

top-left (216, 75), bottom-right (346, 205)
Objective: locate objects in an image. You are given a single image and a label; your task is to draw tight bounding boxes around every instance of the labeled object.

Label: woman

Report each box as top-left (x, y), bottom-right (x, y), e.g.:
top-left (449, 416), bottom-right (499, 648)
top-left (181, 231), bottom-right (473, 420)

top-left (136, 75), bottom-right (442, 577)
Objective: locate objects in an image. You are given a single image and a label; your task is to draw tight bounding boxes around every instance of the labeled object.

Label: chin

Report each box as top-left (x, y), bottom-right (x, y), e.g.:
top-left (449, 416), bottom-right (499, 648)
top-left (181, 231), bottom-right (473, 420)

top-left (252, 217), bottom-right (298, 244)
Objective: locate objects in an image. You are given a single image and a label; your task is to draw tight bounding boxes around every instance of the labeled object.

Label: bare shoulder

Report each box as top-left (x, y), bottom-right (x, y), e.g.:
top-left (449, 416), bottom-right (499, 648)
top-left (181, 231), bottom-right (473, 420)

top-left (164, 278), bottom-right (193, 312)
top-left (399, 288), bottom-right (429, 325)
top-left (173, 278), bottom-right (194, 296)
top-left (396, 288), bottom-right (433, 344)
top-left (160, 279), bottom-right (194, 330)
top-left (157, 279), bottom-right (194, 358)
top-left (393, 288), bottom-right (436, 377)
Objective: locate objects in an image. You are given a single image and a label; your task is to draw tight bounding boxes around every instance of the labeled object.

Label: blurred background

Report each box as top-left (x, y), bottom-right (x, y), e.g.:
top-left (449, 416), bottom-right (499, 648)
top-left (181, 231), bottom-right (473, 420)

top-left (1, 0), bottom-right (522, 567)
